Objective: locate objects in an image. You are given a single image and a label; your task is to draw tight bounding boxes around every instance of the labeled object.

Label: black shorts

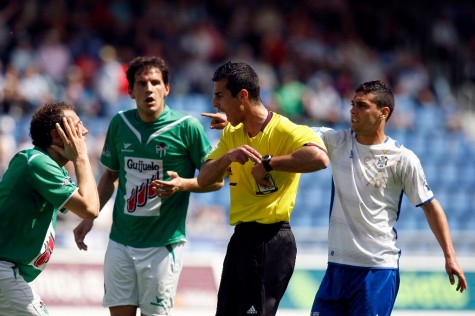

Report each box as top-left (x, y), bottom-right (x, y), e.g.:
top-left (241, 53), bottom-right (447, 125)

top-left (215, 221), bottom-right (297, 316)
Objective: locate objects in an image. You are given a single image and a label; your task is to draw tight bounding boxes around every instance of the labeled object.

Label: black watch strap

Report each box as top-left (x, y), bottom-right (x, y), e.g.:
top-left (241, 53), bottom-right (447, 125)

top-left (262, 155), bottom-right (273, 171)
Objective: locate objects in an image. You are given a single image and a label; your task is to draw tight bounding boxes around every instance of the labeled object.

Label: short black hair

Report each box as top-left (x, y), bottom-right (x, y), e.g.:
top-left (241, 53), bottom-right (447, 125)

top-left (212, 61), bottom-right (261, 102)
top-left (126, 56), bottom-right (169, 90)
top-left (355, 80), bottom-right (395, 120)
top-left (30, 102), bottom-right (75, 150)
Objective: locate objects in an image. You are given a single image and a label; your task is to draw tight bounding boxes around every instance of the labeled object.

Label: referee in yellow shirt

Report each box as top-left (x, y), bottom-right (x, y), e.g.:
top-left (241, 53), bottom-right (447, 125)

top-left (198, 61), bottom-right (329, 316)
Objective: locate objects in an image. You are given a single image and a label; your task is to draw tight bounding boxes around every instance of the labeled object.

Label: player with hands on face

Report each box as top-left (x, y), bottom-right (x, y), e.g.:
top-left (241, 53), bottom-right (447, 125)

top-left (0, 102), bottom-right (99, 316)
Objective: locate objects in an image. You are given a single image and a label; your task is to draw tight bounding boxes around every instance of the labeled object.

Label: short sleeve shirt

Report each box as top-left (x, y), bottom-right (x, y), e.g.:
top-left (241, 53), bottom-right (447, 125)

top-left (0, 148), bottom-right (78, 282)
top-left (314, 127), bottom-right (433, 268)
top-left (101, 106), bottom-right (212, 248)
top-left (207, 112), bottom-right (326, 225)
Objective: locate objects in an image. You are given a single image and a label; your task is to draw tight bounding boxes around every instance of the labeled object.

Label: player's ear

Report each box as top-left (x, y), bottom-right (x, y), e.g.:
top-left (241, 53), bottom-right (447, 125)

top-left (50, 127), bottom-right (63, 147)
top-left (381, 107), bottom-right (390, 120)
top-left (239, 89), bottom-right (248, 101)
top-left (128, 87), bottom-right (135, 99)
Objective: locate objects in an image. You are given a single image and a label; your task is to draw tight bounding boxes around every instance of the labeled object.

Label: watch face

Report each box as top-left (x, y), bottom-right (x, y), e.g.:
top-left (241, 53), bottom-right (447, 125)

top-left (262, 155), bottom-right (272, 171)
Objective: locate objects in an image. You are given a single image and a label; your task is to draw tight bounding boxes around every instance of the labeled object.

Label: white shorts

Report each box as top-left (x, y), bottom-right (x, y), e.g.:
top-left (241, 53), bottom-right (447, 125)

top-left (0, 260), bottom-right (49, 316)
top-left (103, 239), bottom-right (184, 316)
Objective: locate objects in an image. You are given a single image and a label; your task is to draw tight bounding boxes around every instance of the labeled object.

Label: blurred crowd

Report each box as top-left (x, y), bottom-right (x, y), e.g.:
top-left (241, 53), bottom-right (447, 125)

top-left (1, 0), bottom-right (475, 175)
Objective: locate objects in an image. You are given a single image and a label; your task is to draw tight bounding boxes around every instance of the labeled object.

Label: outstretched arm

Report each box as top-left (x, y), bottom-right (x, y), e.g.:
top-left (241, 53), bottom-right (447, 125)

top-left (151, 171), bottom-right (224, 199)
top-left (421, 199), bottom-right (467, 293)
top-left (201, 112), bottom-right (228, 130)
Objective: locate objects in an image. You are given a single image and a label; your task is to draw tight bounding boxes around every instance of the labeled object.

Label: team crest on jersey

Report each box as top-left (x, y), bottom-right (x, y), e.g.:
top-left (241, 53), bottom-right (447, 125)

top-left (376, 156), bottom-right (388, 168)
top-left (60, 176), bottom-right (73, 188)
top-left (156, 142), bottom-right (168, 158)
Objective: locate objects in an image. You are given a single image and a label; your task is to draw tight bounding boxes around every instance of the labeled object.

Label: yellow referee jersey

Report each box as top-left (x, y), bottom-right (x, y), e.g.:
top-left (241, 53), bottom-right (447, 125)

top-left (207, 113), bottom-right (325, 225)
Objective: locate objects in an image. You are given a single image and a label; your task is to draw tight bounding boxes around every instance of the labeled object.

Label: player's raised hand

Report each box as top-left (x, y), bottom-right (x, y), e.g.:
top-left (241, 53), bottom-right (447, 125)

top-left (201, 112), bottom-right (228, 130)
top-left (51, 117), bottom-right (88, 162)
top-left (226, 145), bottom-right (261, 165)
top-left (152, 171), bottom-right (183, 198)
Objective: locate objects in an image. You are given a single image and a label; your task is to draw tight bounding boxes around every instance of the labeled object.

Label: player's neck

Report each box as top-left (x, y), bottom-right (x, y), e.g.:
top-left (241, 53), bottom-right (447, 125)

top-left (355, 131), bottom-right (387, 145)
top-left (46, 147), bottom-right (68, 166)
top-left (244, 106), bottom-right (271, 137)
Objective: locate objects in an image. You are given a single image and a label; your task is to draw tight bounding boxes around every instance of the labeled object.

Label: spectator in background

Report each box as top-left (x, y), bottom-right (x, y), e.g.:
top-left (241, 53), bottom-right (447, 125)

top-left (1, 65), bottom-right (23, 115)
top-left (63, 65), bottom-right (102, 119)
top-left (271, 67), bottom-right (306, 122)
top-left (0, 115), bottom-right (16, 174)
top-left (18, 63), bottom-right (54, 110)
top-left (93, 45), bottom-right (125, 117)
top-left (73, 56), bottom-right (223, 316)
top-left (310, 80), bottom-right (467, 315)
top-left (302, 71), bottom-right (342, 126)
top-left (9, 34), bottom-right (35, 75)
top-left (198, 61), bottom-right (329, 316)
top-left (0, 102), bottom-right (99, 315)
top-left (36, 28), bottom-right (71, 84)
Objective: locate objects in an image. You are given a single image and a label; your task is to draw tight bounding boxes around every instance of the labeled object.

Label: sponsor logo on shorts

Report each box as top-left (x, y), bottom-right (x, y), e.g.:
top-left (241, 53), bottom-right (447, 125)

top-left (151, 296), bottom-right (165, 307)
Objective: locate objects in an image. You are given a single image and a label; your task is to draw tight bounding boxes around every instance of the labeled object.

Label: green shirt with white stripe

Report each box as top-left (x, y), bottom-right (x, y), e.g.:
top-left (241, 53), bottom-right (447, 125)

top-left (0, 148), bottom-right (77, 282)
top-left (101, 106), bottom-right (212, 248)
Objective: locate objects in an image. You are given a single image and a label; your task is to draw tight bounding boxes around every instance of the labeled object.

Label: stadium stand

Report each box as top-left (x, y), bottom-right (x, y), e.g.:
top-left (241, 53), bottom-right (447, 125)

top-left (0, 0), bottom-right (474, 254)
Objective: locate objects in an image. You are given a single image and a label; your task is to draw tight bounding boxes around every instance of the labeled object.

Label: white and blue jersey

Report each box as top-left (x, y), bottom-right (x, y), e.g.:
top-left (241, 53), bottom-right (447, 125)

top-left (313, 127), bottom-right (434, 268)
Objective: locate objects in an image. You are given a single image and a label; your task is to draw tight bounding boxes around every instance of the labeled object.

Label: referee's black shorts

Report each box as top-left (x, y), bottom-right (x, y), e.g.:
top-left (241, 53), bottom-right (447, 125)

top-left (216, 221), bottom-right (297, 316)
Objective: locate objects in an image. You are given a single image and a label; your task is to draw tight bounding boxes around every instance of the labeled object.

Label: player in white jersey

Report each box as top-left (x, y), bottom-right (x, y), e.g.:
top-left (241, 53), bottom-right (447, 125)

top-left (0, 102), bottom-right (99, 315)
top-left (310, 80), bottom-right (467, 316)
top-left (73, 56), bottom-right (222, 316)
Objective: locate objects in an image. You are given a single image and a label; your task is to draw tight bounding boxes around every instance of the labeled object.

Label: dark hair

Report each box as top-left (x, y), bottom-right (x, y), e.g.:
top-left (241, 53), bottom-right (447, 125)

top-left (355, 80), bottom-right (395, 120)
top-left (30, 102), bottom-right (75, 150)
top-left (126, 56), bottom-right (169, 90)
top-left (212, 61), bottom-right (261, 102)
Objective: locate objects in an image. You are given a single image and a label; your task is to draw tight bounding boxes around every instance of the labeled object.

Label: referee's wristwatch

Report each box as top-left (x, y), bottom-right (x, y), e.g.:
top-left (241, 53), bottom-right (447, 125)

top-left (261, 155), bottom-right (273, 171)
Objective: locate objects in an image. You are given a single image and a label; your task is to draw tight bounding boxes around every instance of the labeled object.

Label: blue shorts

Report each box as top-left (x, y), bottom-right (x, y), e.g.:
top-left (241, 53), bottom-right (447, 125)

top-left (311, 263), bottom-right (399, 316)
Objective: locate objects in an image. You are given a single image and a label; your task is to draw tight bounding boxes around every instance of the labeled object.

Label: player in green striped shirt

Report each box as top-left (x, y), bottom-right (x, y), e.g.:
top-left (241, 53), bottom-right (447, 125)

top-left (73, 56), bottom-right (222, 316)
top-left (0, 102), bottom-right (100, 315)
